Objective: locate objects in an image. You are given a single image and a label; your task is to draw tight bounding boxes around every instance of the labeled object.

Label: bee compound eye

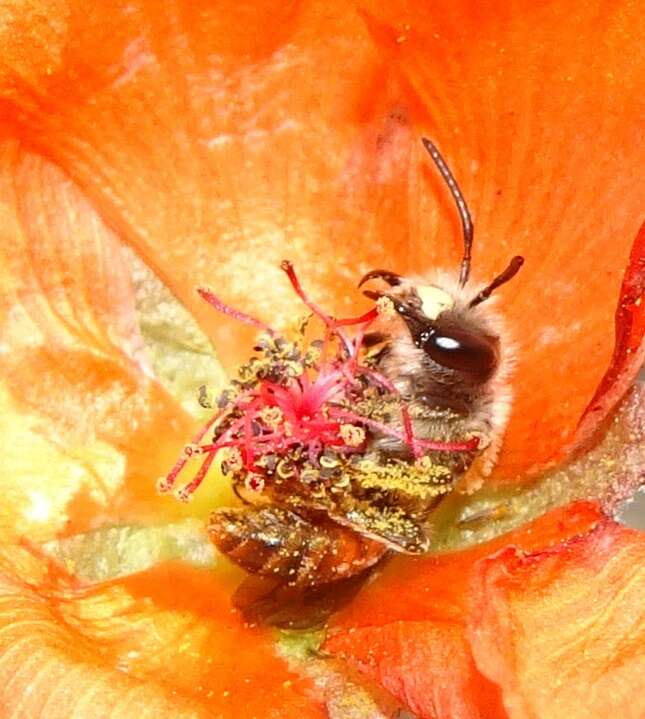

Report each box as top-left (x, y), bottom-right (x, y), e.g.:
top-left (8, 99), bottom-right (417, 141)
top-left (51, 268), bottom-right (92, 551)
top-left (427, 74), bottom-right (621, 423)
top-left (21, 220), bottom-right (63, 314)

top-left (418, 327), bottom-right (499, 380)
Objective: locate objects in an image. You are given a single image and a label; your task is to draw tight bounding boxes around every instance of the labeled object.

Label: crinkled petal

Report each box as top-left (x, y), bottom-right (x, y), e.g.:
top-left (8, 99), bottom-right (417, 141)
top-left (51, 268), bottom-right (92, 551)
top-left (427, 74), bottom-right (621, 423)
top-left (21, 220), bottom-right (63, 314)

top-left (325, 503), bottom-right (604, 718)
top-left (328, 502), bottom-right (603, 629)
top-left (469, 520), bottom-right (645, 719)
top-left (328, 620), bottom-right (506, 719)
top-left (0, 141), bottom-right (213, 541)
top-left (0, 548), bottom-right (324, 718)
top-left (571, 221), bottom-right (645, 453)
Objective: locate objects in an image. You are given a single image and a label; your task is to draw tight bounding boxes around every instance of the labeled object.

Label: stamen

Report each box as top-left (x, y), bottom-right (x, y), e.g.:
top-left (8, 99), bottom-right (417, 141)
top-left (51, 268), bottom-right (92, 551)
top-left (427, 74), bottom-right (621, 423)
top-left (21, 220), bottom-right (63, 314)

top-left (329, 407), bottom-right (478, 454)
top-left (197, 287), bottom-right (274, 333)
top-left (339, 424), bottom-right (366, 447)
top-left (418, 435), bottom-right (479, 452)
top-left (165, 260), bottom-right (482, 502)
top-left (327, 407), bottom-right (407, 442)
top-left (334, 306), bottom-right (379, 327)
top-left (177, 451), bottom-right (218, 502)
top-left (259, 406), bottom-right (284, 429)
top-left (244, 474), bottom-right (265, 493)
top-left (376, 296), bottom-right (396, 318)
top-left (280, 261), bottom-right (334, 326)
top-left (158, 409), bottom-right (228, 493)
top-left (401, 408), bottom-right (417, 457)
top-left (280, 260), bottom-right (353, 354)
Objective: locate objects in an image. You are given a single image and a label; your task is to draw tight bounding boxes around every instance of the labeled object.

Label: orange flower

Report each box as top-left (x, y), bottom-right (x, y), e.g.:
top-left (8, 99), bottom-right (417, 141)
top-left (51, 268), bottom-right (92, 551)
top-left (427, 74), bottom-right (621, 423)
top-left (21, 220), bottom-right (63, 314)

top-left (0, 1), bottom-right (643, 718)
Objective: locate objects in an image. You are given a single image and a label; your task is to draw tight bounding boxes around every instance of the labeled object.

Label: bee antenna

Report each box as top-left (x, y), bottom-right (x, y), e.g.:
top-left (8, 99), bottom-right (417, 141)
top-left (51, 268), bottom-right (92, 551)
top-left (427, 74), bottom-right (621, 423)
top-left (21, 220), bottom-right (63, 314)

top-left (422, 137), bottom-right (474, 288)
top-left (468, 256), bottom-right (525, 308)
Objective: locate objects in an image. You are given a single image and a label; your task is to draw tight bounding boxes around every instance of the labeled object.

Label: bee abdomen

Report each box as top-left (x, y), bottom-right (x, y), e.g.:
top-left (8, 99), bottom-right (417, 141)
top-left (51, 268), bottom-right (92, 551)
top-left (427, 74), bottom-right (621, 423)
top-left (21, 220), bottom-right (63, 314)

top-left (209, 506), bottom-right (387, 588)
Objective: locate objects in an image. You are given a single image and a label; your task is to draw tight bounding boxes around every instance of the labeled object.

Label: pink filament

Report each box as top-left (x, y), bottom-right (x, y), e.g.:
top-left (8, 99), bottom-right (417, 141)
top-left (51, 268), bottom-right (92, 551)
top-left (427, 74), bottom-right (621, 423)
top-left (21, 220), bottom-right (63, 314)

top-left (178, 451), bottom-right (218, 501)
top-left (161, 394), bottom-right (254, 494)
top-left (335, 306), bottom-right (379, 327)
top-left (280, 260), bottom-right (353, 354)
top-left (280, 260), bottom-right (336, 330)
top-left (160, 408), bottom-right (228, 492)
top-left (328, 407), bottom-right (478, 454)
top-left (197, 287), bottom-right (274, 334)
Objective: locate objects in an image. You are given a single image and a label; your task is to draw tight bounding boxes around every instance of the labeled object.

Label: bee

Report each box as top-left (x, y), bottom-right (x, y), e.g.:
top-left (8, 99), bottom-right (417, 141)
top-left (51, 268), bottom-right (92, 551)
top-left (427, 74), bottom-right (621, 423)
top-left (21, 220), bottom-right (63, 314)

top-left (358, 139), bottom-right (523, 474)
top-left (166, 138), bottom-right (523, 625)
top-left (201, 138), bottom-right (523, 620)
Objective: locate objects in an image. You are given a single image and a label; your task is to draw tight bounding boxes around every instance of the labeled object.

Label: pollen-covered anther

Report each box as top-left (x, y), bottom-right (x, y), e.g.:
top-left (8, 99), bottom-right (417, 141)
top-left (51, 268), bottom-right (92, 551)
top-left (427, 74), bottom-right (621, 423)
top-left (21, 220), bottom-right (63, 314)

top-left (222, 447), bottom-right (243, 472)
top-left (276, 459), bottom-right (295, 479)
top-left (319, 455), bottom-right (340, 469)
top-left (339, 424), bottom-right (366, 447)
top-left (245, 474), bottom-right (265, 493)
top-left (415, 455), bottom-right (436, 470)
top-left (467, 429), bottom-right (490, 450)
top-left (175, 485), bottom-right (195, 503)
top-left (156, 477), bottom-right (172, 494)
top-left (376, 295), bottom-right (396, 318)
top-left (259, 406), bottom-right (284, 429)
top-left (197, 384), bottom-right (215, 409)
top-left (306, 345), bottom-right (322, 363)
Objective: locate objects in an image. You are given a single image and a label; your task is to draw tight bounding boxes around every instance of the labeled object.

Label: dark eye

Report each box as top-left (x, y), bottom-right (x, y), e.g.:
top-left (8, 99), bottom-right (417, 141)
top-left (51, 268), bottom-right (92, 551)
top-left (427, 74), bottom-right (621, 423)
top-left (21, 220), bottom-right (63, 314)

top-left (416, 326), bottom-right (499, 380)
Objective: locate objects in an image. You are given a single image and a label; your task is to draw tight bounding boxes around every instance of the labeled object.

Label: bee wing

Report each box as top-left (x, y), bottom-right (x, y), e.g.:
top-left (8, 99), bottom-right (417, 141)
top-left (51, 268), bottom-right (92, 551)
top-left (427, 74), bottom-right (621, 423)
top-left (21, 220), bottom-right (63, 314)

top-left (263, 470), bottom-right (433, 555)
top-left (285, 494), bottom-right (430, 554)
top-left (326, 501), bottom-right (431, 554)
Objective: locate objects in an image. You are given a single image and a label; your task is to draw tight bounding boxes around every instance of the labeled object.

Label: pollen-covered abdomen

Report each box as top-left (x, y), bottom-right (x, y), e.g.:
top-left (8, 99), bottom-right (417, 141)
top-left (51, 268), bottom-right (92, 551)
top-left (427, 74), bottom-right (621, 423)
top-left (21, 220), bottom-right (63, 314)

top-left (208, 506), bottom-right (387, 588)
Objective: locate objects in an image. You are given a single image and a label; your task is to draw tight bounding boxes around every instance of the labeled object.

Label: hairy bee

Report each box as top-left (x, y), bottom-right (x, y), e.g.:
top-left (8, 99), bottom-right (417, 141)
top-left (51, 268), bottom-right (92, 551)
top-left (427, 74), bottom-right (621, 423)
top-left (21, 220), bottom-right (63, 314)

top-left (358, 140), bottom-right (523, 474)
top-left (163, 137), bottom-right (523, 625)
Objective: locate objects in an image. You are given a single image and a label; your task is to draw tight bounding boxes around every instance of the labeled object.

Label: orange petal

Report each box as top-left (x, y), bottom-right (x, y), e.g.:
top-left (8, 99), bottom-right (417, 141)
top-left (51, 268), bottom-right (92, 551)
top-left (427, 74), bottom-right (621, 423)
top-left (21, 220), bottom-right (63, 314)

top-left (3, 1), bottom-right (643, 474)
top-left (1, 0), bottom-right (418, 365)
top-left (328, 621), bottom-right (506, 719)
top-left (469, 520), bottom-right (645, 719)
top-left (571, 220), bottom-right (645, 453)
top-left (0, 141), bottom-right (204, 541)
top-left (0, 550), bottom-right (323, 718)
top-left (328, 501), bottom-right (603, 629)
top-left (355, 1), bottom-right (645, 476)
top-left (325, 503), bottom-right (606, 718)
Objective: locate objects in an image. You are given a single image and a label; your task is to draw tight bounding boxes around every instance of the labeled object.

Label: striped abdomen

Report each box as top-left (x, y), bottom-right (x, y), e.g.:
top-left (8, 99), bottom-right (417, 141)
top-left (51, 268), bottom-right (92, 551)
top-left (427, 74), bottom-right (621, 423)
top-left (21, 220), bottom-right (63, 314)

top-left (208, 506), bottom-right (387, 588)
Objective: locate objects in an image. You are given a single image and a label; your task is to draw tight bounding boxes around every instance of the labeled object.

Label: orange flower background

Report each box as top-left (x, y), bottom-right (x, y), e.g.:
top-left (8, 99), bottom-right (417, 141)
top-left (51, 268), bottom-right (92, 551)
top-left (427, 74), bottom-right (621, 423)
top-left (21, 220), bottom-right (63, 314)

top-left (0, 1), bottom-right (644, 718)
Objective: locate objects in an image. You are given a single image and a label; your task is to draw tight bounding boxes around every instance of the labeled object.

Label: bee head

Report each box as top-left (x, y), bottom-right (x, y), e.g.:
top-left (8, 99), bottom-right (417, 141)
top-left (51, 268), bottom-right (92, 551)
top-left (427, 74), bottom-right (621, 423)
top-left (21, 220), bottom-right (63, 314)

top-left (361, 274), bottom-right (505, 383)
top-left (399, 295), bottom-right (500, 382)
top-left (359, 137), bottom-right (524, 386)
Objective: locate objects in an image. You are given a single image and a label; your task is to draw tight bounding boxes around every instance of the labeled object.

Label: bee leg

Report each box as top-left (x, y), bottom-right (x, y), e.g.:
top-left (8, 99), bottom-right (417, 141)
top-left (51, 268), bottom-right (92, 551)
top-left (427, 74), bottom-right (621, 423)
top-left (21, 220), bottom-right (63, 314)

top-left (362, 331), bottom-right (388, 348)
top-left (232, 565), bottom-right (380, 629)
top-left (208, 506), bottom-right (387, 588)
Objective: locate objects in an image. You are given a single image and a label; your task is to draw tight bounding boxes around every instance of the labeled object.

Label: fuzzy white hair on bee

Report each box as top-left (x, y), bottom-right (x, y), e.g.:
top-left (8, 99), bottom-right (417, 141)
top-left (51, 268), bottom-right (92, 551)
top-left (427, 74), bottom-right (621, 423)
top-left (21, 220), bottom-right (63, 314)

top-left (360, 137), bottom-right (524, 476)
